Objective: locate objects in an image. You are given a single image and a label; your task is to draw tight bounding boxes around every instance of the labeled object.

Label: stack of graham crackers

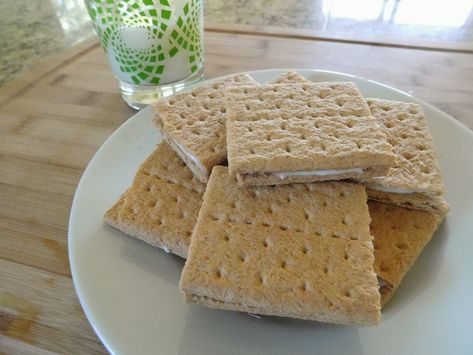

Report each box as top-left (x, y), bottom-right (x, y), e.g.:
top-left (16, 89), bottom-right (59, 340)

top-left (104, 71), bottom-right (448, 325)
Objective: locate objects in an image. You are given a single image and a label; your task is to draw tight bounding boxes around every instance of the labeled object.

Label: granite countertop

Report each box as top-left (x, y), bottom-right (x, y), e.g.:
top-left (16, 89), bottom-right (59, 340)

top-left (0, 0), bottom-right (95, 85)
top-left (1, 0), bottom-right (472, 85)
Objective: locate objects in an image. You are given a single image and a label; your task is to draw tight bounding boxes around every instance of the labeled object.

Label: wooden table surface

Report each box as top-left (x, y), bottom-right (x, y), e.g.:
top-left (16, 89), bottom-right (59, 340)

top-left (1, 24), bottom-right (472, 354)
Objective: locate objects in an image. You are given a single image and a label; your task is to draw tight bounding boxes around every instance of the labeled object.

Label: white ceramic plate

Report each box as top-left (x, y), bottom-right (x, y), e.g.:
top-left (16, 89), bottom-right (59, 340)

top-left (69, 69), bottom-right (473, 355)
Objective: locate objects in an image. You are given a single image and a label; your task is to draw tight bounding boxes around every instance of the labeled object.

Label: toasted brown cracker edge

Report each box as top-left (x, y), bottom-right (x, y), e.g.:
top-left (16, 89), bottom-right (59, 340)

top-left (367, 188), bottom-right (449, 214)
top-left (103, 142), bottom-right (205, 258)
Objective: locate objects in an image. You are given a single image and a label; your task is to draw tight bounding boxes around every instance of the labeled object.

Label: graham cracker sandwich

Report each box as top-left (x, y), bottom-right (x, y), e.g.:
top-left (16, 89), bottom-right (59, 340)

top-left (359, 99), bottom-right (449, 213)
top-left (104, 142), bottom-right (205, 258)
top-left (152, 73), bottom-right (257, 183)
top-left (110, 71), bottom-right (307, 255)
top-left (225, 82), bottom-right (396, 186)
top-left (180, 166), bottom-right (381, 325)
top-left (369, 201), bottom-right (446, 306)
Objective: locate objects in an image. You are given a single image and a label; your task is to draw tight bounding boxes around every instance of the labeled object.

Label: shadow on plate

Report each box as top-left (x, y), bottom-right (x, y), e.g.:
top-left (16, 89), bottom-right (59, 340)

top-left (110, 214), bottom-right (449, 354)
top-left (178, 305), bottom-right (364, 355)
top-left (115, 228), bottom-right (185, 286)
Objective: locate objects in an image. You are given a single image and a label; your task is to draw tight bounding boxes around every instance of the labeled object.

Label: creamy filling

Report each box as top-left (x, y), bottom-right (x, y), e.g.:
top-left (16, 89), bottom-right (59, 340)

top-left (274, 167), bottom-right (364, 180)
top-left (369, 184), bottom-right (416, 194)
top-left (173, 140), bottom-right (206, 174)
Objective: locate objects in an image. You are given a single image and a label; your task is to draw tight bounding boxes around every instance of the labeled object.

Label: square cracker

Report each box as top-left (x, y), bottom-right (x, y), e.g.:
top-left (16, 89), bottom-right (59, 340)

top-left (359, 99), bottom-right (448, 212)
top-left (225, 82), bottom-right (396, 186)
top-left (104, 142), bottom-right (206, 258)
top-left (369, 201), bottom-right (445, 306)
top-left (152, 73), bottom-right (257, 183)
top-left (180, 166), bottom-right (381, 325)
top-left (270, 70), bottom-right (310, 84)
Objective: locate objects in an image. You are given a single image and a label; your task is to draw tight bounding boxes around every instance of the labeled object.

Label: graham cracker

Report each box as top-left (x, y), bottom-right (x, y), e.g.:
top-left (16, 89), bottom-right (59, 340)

top-left (103, 142), bottom-right (205, 258)
top-left (152, 73), bottom-right (257, 183)
top-left (367, 188), bottom-right (450, 214)
top-left (270, 70), bottom-right (310, 84)
top-left (104, 192), bottom-right (127, 228)
top-left (225, 82), bottom-right (396, 186)
top-left (369, 201), bottom-right (445, 306)
top-left (359, 99), bottom-right (447, 211)
top-left (180, 166), bottom-right (381, 325)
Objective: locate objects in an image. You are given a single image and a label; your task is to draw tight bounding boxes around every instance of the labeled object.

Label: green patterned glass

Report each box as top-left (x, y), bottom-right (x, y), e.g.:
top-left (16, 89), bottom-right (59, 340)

top-left (85, 0), bottom-right (204, 109)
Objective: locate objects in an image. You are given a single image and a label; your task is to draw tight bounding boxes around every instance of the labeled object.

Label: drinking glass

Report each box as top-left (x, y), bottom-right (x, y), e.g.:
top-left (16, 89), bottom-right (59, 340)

top-left (85, 0), bottom-right (204, 109)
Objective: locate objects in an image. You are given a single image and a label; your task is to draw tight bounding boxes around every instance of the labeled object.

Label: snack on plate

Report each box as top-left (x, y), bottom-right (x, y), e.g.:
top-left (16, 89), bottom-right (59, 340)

top-left (369, 201), bottom-right (446, 305)
top-left (152, 73), bottom-right (257, 183)
top-left (104, 70), bottom-right (449, 324)
top-left (225, 82), bottom-right (396, 186)
top-left (104, 142), bottom-right (205, 258)
top-left (270, 70), bottom-right (310, 84)
top-left (106, 71), bottom-right (309, 256)
top-left (360, 99), bottom-right (449, 213)
top-left (180, 166), bottom-right (381, 325)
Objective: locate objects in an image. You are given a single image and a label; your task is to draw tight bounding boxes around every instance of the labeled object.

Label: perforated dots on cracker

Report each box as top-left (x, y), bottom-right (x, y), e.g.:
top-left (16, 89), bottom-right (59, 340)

top-left (104, 142), bottom-right (205, 258)
top-left (225, 82), bottom-right (396, 186)
top-left (359, 99), bottom-right (448, 213)
top-left (152, 73), bottom-right (257, 183)
top-left (180, 166), bottom-right (381, 325)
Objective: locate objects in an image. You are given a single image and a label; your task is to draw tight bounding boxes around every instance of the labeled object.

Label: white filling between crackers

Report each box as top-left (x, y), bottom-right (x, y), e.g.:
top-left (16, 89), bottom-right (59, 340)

top-left (368, 184), bottom-right (417, 194)
top-left (274, 167), bottom-right (364, 180)
top-left (174, 140), bottom-right (206, 174)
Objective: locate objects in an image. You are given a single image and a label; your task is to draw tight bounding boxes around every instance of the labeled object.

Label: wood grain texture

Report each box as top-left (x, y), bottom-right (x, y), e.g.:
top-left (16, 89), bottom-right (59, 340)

top-left (206, 22), bottom-right (473, 53)
top-left (204, 33), bottom-right (473, 130)
top-left (0, 27), bottom-right (472, 353)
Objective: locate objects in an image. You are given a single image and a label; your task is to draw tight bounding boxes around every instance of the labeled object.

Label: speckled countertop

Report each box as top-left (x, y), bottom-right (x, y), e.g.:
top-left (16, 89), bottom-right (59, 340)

top-left (1, 0), bottom-right (472, 85)
top-left (0, 0), bottom-right (94, 85)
